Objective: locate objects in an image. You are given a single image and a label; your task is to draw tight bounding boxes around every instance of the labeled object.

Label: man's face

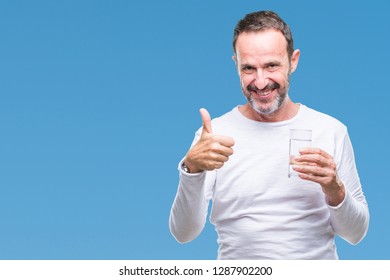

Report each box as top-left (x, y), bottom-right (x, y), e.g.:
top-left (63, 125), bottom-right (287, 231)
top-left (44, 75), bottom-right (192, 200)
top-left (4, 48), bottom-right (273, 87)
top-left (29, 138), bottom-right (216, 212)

top-left (234, 30), bottom-right (299, 116)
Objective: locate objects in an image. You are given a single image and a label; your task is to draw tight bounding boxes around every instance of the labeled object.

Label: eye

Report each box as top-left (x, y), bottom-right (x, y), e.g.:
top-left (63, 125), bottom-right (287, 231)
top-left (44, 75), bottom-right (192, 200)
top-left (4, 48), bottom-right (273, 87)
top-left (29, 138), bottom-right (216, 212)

top-left (241, 65), bottom-right (256, 74)
top-left (266, 63), bottom-right (280, 72)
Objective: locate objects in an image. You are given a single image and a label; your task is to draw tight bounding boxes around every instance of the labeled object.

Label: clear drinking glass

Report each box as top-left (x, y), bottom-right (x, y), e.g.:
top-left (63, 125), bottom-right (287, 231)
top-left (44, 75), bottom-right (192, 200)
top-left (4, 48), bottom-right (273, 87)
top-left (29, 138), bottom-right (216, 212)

top-left (288, 129), bottom-right (312, 177)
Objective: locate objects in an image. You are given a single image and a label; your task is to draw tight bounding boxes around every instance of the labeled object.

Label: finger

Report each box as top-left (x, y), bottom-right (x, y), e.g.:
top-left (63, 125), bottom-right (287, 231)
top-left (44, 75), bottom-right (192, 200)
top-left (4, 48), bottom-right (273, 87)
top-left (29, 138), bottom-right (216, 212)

top-left (204, 160), bottom-right (225, 171)
top-left (213, 135), bottom-right (235, 148)
top-left (212, 144), bottom-right (234, 157)
top-left (296, 153), bottom-right (335, 168)
top-left (200, 108), bottom-right (212, 135)
top-left (208, 153), bottom-right (230, 164)
top-left (293, 164), bottom-right (328, 177)
top-left (295, 153), bottom-right (324, 166)
top-left (299, 147), bottom-right (332, 159)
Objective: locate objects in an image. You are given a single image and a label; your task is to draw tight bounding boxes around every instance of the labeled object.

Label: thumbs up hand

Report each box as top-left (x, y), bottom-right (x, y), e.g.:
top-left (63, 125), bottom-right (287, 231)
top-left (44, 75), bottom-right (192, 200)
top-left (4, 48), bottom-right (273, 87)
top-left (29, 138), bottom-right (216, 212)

top-left (184, 108), bottom-right (235, 173)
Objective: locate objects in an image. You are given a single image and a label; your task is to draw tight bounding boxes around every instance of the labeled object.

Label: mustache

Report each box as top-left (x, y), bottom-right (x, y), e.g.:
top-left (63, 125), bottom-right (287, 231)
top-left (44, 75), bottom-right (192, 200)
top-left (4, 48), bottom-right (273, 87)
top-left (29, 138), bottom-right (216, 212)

top-left (247, 82), bottom-right (280, 92)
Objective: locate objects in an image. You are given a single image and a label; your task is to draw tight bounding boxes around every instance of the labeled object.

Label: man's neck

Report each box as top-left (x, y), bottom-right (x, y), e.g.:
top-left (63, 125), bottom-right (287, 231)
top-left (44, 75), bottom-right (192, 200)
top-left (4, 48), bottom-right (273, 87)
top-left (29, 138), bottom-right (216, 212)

top-left (238, 98), bottom-right (300, 122)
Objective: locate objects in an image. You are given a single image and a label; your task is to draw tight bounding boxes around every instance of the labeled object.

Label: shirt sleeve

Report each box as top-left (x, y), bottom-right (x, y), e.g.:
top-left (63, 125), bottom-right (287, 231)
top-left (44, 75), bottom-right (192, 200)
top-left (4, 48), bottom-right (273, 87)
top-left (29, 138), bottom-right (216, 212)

top-left (328, 132), bottom-right (369, 244)
top-left (169, 161), bottom-right (215, 243)
top-left (169, 129), bottom-right (216, 244)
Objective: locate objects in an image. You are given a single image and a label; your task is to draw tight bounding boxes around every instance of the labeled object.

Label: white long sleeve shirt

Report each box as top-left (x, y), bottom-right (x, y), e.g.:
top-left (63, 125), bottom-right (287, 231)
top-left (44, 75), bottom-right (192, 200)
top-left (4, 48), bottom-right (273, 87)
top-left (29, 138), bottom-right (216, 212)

top-left (170, 105), bottom-right (369, 259)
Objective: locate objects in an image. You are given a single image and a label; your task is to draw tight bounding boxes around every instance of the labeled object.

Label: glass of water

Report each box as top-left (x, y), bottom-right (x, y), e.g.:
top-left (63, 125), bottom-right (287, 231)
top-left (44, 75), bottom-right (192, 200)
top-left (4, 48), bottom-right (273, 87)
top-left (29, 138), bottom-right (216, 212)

top-left (288, 129), bottom-right (312, 177)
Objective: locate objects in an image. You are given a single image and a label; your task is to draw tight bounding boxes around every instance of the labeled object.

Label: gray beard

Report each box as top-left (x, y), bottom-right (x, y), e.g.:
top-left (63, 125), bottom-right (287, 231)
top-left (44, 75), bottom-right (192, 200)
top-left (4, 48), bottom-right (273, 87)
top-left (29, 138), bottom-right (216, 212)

top-left (244, 81), bottom-right (290, 116)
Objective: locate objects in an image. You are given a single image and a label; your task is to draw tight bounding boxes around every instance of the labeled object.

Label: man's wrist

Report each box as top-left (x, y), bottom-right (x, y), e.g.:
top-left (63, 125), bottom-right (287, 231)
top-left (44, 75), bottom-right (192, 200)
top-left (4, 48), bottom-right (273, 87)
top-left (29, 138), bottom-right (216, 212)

top-left (326, 180), bottom-right (346, 207)
top-left (181, 159), bottom-right (202, 174)
top-left (181, 161), bottom-right (191, 173)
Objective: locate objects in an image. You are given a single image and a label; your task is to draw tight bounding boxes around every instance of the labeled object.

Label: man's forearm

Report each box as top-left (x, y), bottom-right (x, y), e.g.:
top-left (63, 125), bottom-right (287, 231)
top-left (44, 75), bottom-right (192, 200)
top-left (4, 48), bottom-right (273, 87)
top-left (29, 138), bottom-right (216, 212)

top-left (169, 170), bottom-right (209, 243)
top-left (329, 191), bottom-right (369, 245)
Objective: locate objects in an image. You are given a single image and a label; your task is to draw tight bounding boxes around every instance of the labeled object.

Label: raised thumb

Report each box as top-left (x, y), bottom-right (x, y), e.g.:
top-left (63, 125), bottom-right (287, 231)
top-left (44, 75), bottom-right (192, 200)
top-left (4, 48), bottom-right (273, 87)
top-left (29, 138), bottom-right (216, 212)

top-left (199, 108), bottom-right (212, 135)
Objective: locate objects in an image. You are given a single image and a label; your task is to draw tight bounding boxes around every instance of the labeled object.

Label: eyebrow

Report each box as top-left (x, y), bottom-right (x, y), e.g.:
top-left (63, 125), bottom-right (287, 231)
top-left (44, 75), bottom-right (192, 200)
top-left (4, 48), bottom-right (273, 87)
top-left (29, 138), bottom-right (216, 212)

top-left (240, 63), bottom-right (255, 68)
top-left (240, 61), bottom-right (281, 69)
top-left (264, 60), bottom-right (281, 66)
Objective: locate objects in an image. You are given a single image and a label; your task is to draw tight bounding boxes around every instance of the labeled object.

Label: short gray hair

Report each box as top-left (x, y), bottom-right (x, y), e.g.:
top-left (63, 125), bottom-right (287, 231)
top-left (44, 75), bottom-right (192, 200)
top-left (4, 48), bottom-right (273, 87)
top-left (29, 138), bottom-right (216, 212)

top-left (233, 11), bottom-right (294, 59)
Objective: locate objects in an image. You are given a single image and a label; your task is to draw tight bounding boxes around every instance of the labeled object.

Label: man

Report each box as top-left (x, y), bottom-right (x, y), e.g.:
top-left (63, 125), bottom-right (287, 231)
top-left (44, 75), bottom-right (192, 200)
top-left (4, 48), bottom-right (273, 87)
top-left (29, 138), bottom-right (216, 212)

top-left (169, 11), bottom-right (369, 259)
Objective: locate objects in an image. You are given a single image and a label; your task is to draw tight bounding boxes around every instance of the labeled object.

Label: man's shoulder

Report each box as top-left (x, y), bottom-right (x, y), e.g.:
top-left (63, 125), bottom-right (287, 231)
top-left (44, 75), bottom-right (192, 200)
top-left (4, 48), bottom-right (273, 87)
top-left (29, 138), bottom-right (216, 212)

top-left (302, 105), bottom-right (347, 132)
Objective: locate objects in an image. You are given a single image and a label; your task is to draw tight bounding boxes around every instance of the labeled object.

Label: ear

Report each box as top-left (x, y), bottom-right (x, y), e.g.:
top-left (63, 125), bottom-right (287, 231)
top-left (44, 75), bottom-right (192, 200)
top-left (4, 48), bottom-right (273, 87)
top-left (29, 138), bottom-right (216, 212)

top-left (232, 54), bottom-right (237, 65)
top-left (290, 49), bottom-right (300, 73)
top-left (232, 54), bottom-right (240, 75)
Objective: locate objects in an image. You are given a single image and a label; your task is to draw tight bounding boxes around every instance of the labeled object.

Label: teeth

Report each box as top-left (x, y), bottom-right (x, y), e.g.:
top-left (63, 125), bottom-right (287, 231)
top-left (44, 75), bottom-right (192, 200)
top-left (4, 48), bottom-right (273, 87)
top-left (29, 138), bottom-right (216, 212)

top-left (256, 90), bottom-right (271, 96)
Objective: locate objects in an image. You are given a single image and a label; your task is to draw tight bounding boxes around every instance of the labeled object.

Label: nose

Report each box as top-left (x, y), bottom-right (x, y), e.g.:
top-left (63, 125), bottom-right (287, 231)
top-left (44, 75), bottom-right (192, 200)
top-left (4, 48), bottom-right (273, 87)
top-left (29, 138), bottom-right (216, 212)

top-left (254, 69), bottom-right (269, 90)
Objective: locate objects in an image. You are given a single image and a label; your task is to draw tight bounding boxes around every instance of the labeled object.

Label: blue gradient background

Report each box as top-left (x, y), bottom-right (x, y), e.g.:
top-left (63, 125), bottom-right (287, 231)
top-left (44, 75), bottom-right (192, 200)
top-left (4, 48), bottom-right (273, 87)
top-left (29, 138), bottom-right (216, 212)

top-left (0, 0), bottom-right (388, 259)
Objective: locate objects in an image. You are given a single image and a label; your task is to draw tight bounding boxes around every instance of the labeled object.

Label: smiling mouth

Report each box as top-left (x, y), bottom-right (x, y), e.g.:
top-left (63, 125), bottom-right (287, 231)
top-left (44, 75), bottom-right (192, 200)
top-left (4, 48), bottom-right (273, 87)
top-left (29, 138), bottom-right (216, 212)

top-left (253, 89), bottom-right (273, 97)
top-left (248, 82), bottom-right (280, 97)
